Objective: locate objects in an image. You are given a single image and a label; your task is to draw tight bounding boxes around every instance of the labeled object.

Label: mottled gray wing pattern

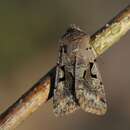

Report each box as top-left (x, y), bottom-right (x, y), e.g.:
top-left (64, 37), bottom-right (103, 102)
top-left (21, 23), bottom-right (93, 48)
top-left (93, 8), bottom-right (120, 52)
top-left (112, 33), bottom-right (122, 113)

top-left (75, 47), bottom-right (107, 115)
top-left (53, 25), bottom-right (107, 116)
top-left (53, 40), bottom-right (78, 116)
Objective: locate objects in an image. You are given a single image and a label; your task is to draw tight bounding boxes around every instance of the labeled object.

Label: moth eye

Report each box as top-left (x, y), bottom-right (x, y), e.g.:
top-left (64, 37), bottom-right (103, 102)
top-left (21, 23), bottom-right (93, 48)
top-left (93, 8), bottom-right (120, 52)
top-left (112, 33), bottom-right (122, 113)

top-left (63, 45), bottom-right (67, 53)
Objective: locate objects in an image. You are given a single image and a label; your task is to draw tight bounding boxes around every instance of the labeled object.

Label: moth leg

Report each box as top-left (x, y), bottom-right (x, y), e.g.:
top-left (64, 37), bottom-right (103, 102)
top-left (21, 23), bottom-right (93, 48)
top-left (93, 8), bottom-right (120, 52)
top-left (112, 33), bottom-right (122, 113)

top-left (75, 61), bottom-right (107, 115)
top-left (53, 66), bottom-right (78, 116)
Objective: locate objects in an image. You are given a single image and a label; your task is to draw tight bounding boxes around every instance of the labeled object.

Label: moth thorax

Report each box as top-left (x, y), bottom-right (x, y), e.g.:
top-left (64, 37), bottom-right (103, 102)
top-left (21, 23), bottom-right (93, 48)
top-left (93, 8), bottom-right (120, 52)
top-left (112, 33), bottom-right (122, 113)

top-left (61, 26), bottom-right (90, 53)
top-left (78, 36), bottom-right (90, 50)
top-left (72, 36), bottom-right (90, 51)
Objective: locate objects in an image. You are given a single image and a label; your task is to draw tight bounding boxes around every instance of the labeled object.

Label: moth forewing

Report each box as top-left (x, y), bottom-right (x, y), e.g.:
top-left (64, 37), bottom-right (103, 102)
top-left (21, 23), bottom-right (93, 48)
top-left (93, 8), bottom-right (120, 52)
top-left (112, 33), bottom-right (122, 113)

top-left (53, 26), bottom-right (84, 116)
top-left (53, 25), bottom-right (107, 116)
top-left (75, 43), bottom-right (107, 115)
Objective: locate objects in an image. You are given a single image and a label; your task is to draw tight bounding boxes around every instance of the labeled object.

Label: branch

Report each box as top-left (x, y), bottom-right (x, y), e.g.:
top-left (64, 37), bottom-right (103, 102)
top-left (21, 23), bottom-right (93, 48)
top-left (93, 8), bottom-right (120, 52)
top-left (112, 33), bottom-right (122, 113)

top-left (0, 67), bottom-right (56, 130)
top-left (0, 5), bottom-right (130, 130)
top-left (91, 5), bottom-right (130, 56)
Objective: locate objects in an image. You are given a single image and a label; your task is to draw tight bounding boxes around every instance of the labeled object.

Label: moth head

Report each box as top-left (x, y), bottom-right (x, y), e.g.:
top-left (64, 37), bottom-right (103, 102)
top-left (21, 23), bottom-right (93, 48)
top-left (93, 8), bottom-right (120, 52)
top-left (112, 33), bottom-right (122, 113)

top-left (60, 25), bottom-right (90, 53)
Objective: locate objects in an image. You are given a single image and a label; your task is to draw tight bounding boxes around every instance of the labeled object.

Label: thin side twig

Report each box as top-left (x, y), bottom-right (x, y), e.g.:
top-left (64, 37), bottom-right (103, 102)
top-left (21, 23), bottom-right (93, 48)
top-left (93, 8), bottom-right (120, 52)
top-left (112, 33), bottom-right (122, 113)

top-left (0, 5), bottom-right (130, 130)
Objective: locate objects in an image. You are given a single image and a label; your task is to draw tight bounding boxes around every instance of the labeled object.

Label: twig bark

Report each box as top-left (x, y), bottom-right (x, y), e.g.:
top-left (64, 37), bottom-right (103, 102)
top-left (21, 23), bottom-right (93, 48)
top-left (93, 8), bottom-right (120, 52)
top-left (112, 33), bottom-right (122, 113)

top-left (91, 5), bottom-right (130, 56)
top-left (0, 67), bottom-right (56, 130)
top-left (1, 5), bottom-right (130, 130)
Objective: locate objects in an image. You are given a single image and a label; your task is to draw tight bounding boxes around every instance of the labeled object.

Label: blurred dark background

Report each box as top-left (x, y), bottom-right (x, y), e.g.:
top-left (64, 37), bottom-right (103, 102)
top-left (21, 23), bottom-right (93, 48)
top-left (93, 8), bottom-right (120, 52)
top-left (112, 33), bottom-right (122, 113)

top-left (0, 0), bottom-right (130, 130)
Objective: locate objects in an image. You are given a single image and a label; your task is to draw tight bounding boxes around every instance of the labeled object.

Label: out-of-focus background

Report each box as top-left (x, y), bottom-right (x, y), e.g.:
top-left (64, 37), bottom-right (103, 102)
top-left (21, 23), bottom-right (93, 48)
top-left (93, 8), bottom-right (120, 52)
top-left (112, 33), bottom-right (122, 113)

top-left (0, 0), bottom-right (130, 130)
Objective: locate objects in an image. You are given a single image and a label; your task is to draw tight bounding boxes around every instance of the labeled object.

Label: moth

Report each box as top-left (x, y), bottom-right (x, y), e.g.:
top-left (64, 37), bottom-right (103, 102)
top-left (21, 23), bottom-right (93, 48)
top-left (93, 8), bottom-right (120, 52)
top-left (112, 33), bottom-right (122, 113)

top-left (53, 25), bottom-right (107, 116)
